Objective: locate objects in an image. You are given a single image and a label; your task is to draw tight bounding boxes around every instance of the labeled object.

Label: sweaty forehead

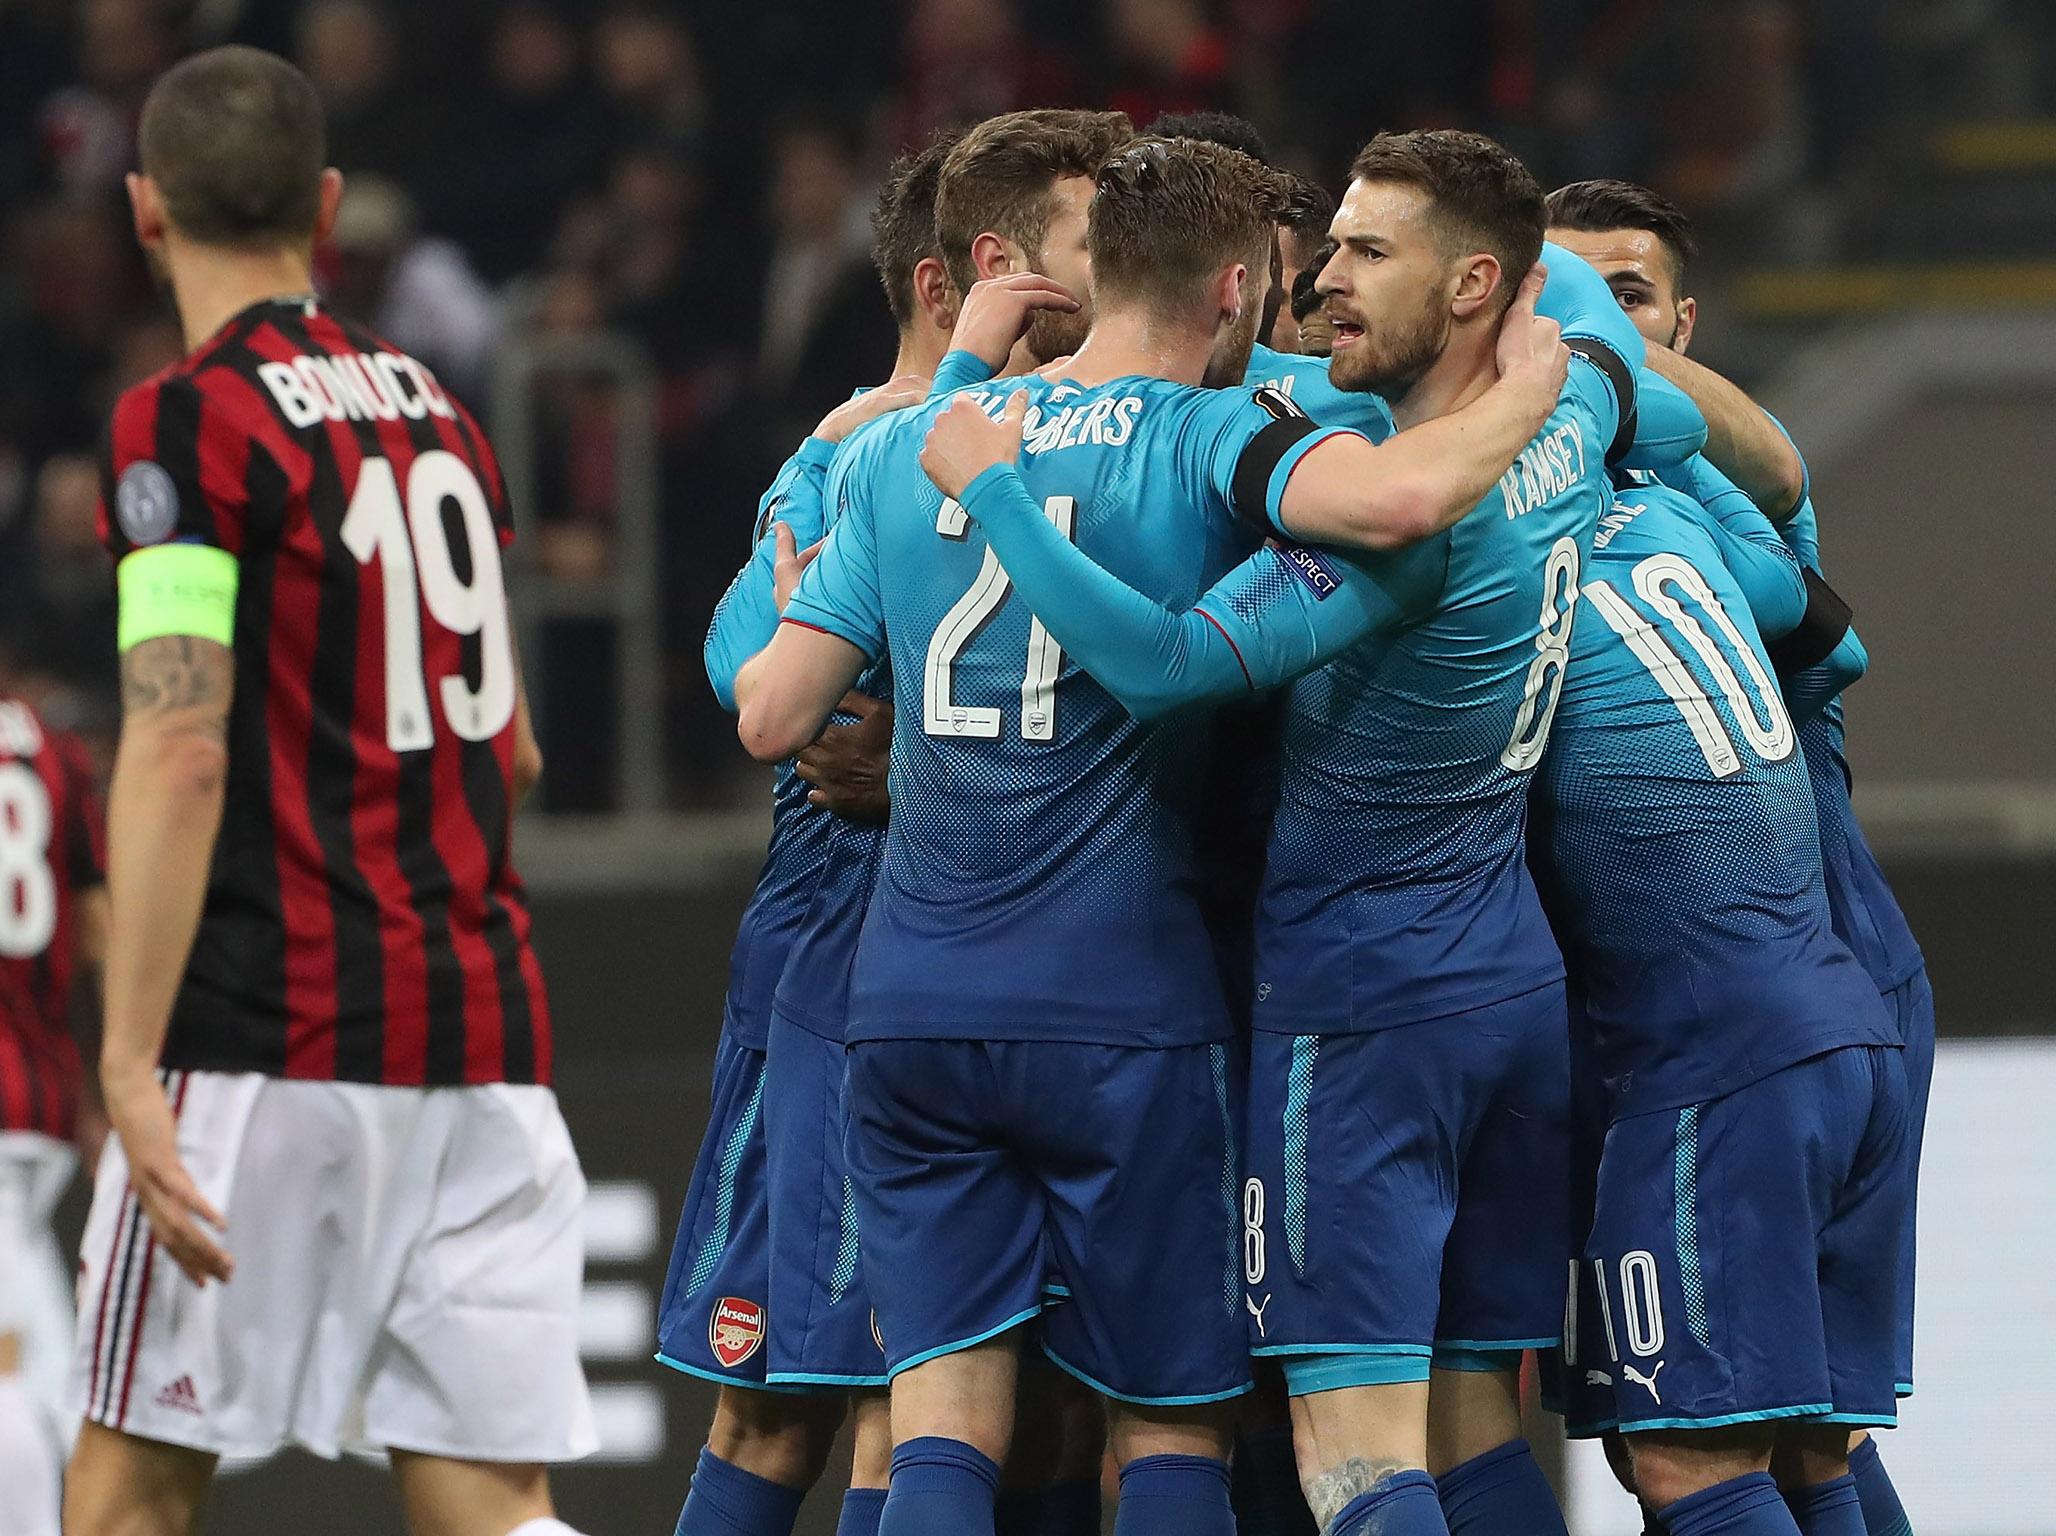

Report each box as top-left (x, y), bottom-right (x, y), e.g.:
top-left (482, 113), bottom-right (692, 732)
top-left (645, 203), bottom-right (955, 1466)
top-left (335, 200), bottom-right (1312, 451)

top-left (1546, 225), bottom-right (1669, 282)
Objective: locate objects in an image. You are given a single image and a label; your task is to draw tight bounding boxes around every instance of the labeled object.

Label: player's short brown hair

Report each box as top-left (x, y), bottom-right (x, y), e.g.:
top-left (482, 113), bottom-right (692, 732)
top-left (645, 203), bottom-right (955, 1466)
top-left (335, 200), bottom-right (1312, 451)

top-left (1088, 137), bottom-right (1284, 318)
top-left (1277, 170), bottom-right (1336, 254)
top-left (1348, 129), bottom-right (1545, 314)
top-left (871, 129), bottom-right (962, 329)
top-left (1545, 178), bottom-right (1699, 283)
top-left (139, 46), bottom-right (327, 247)
top-left (934, 109), bottom-right (1133, 295)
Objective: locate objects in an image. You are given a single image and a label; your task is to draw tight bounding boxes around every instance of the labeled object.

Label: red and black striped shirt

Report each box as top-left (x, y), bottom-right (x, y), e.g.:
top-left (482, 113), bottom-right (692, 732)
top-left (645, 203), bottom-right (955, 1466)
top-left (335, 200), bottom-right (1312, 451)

top-left (0, 698), bottom-right (104, 1139)
top-left (97, 296), bottom-right (551, 1086)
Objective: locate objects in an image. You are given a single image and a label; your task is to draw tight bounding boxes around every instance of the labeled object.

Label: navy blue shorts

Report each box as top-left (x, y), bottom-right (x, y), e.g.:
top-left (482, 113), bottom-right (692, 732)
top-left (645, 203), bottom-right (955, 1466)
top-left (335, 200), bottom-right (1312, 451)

top-left (1583, 1043), bottom-right (1909, 1435)
top-left (1544, 992), bottom-right (1615, 1437)
top-left (844, 1037), bottom-right (1251, 1406)
top-left (762, 1011), bottom-right (887, 1389)
top-left (655, 1033), bottom-right (782, 1389)
top-left (1890, 968), bottom-right (1935, 1395)
top-left (1244, 983), bottom-right (1570, 1393)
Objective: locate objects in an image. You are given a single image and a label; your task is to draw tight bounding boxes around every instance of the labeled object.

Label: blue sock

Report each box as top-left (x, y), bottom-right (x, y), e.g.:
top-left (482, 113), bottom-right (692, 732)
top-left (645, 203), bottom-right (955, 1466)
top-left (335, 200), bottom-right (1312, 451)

top-left (1329, 1469), bottom-right (1449, 1536)
top-left (995, 1481), bottom-right (1102, 1536)
top-left (1113, 1454), bottom-right (1233, 1536)
top-left (838, 1488), bottom-right (888, 1536)
top-left (880, 1436), bottom-right (1001, 1536)
top-left (1786, 1475), bottom-right (1868, 1536)
top-left (1435, 1439), bottom-right (1568, 1536)
top-left (1232, 1428), bottom-right (1315, 1536)
top-left (1661, 1473), bottom-right (1801, 1536)
top-left (675, 1447), bottom-right (808, 1536)
top-left (1847, 1439), bottom-right (1912, 1536)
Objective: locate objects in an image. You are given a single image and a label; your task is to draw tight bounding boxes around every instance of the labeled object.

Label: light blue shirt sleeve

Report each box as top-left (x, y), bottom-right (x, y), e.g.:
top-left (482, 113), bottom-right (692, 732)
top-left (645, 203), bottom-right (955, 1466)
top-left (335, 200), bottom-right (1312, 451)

top-left (703, 437), bottom-right (838, 710)
top-left (957, 462), bottom-right (1434, 720)
top-left (1621, 371), bottom-right (1710, 469)
top-left (930, 348), bottom-right (1000, 395)
top-left (782, 446), bottom-right (887, 662)
top-left (1781, 626), bottom-right (1868, 725)
top-left (1667, 458), bottom-right (1807, 640)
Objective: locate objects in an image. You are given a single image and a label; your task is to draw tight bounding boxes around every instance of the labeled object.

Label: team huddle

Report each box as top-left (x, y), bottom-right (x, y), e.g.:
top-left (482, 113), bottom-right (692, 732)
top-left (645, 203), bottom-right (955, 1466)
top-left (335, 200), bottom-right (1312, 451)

top-left (0, 38), bottom-right (1927, 1536)
top-left (663, 105), bottom-right (1928, 1536)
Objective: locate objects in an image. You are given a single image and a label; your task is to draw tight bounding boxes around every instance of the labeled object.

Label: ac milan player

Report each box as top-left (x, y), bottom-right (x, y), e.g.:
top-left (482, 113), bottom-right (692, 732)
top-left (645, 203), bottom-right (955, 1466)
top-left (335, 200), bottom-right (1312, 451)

top-left (63, 48), bottom-right (594, 1536)
top-left (0, 679), bottom-right (106, 1536)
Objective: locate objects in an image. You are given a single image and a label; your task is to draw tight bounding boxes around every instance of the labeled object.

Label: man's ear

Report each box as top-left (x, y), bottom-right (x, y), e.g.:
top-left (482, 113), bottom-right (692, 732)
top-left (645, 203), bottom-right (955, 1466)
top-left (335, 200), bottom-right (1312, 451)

top-left (312, 167), bottom-right (346, 245)
top-left (969, 231), bottom-right (1019, 281)
top-left (912, 255), bottom-right (958, 332)
top-left (127, 172), bottom-right (167, 250)
top-left (1216, 261), bottom-right (1248, 324)
top-left (1671, 294), bottom-right (1698, 354)
top-left (1449, 252), bottom-right (1504, 320)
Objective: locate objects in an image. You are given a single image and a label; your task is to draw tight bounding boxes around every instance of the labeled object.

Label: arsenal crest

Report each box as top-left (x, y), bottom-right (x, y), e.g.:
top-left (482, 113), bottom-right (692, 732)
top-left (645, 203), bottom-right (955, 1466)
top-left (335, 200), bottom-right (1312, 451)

top-left (709, 1296), bottom-right (765, 1369)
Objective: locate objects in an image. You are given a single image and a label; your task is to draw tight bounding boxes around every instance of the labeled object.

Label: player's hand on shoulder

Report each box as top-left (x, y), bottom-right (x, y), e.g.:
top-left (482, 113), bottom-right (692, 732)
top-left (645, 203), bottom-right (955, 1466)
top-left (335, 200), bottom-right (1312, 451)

top-left (950, 273), bottom-right (1080, 368)
top-left (1495, 261), bottom-right (1570, 409)
top-left (814, 373), bottom-right (932, 444)
top-left (771, 522), bottom-right (825, 613)
top-left (921, 389), bottom-right (1029, 503)
top-left (101, 1063), bottom-right (233, 1286)
top-left (796, 692), bottom-right (892, 824)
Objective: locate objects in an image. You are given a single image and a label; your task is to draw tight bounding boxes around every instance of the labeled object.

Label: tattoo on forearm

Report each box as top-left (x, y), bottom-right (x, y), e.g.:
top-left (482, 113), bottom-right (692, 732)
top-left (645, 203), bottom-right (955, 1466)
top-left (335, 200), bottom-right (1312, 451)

top-left (1306, 1456), bottom-right (1416, 1533)
top-left (121, 637), bottom-right (233, 732)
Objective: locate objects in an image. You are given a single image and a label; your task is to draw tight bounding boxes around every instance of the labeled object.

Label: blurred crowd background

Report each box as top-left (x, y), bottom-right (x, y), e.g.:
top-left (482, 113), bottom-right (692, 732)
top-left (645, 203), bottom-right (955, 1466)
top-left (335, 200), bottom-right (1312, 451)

top-left (3, 0), bottom-right (2051, 810)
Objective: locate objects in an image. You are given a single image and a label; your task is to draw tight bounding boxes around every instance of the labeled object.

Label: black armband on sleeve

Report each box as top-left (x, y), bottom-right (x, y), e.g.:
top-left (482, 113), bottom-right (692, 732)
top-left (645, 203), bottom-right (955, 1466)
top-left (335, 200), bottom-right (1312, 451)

top-left (1565, 338), bottom-right (1638, 467)
top-left (1766, 568), bottom-right (1855, 675)
top-left (1230, 392), bottom-right (1324, 535)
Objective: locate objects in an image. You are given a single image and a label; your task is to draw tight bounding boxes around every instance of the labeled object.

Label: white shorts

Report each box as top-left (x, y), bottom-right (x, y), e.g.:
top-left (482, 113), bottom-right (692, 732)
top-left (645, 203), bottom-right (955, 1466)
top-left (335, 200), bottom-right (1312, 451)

top-left (0, 1131), bottom-right (79, 1417)
top-left (68, 1070), bottom-right (597, 1463)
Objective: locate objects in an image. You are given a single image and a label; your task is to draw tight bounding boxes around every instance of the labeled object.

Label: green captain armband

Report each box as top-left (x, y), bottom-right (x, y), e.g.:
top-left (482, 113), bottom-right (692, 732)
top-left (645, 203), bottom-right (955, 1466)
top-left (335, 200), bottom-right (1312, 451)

top-left (117, 544), bottom-right (239, 652)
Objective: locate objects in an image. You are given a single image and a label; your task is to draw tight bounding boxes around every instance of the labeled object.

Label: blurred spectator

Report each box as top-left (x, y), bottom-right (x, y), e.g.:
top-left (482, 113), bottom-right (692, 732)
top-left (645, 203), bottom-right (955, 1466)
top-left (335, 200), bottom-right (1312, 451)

top-left (294, 0), bottom-right (429, 182)
top-left (36, 0), bottom-right (173, 198)
top-left (417, 1), bottom-right (607, 283)
top-left (892, 0), bottom-right (1081, 147)
top-left (1103, 0), bottom-right (1235, 126)
top-left (754, 119), bottom-right (889, 419)
top-left (0, 454), bottom-right (118, 715)
top-left (322, 174), bottom-right (501, 401)
top-left (593, 2), bottom-right (708, 162)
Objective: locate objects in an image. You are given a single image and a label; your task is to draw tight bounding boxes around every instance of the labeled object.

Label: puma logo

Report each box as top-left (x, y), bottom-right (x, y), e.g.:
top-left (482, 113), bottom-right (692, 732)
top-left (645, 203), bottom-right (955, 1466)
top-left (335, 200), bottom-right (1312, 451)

top-left (1585, 1369), bottom-right (1612, 1387)
top-left (1246, 1293), bottom-right (1273, 1339)
top-left (1624, 1361), bottom-right (1666, 1404)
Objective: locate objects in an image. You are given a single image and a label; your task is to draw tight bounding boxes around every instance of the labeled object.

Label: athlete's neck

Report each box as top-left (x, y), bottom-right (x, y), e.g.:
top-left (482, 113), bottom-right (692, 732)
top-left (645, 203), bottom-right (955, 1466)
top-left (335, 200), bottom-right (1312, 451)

top-left (163, 238), bottom-right (319, 354)
top-left (1387, 320), bottom-right (1497, 431)
top-left (1047, 307), bottom-right (1215, 389)
top-left (892, 327), bottom-right (951, 381)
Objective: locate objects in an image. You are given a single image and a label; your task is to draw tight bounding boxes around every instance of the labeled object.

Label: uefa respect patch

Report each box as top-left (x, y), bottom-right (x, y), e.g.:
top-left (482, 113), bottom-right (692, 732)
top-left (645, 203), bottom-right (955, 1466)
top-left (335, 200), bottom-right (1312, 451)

top-left (1276, 541), bottom-right (1345, 601)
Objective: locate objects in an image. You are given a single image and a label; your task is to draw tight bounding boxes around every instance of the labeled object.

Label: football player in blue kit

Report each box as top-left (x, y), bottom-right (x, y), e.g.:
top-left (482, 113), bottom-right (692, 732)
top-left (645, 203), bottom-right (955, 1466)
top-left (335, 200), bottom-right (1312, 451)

top-left (659, 137), bottom-right (956, 1536)
top-left (734, 136), bottom-right (1573, 1536)
top-left (1529, 471), bottom-right (1907, 1536)
top-left (1549, 179), bottom-right (1927, 1536)
top-left (913, 130), bottom-right (1657, 1536)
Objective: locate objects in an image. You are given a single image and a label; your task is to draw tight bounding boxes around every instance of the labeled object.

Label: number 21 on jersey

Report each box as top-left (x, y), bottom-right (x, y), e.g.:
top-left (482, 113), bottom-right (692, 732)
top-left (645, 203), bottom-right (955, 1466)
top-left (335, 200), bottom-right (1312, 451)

top-left (341, 450), bottom-right (516, 753)
top-left (922, 494), bottom-right (1076, 742)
